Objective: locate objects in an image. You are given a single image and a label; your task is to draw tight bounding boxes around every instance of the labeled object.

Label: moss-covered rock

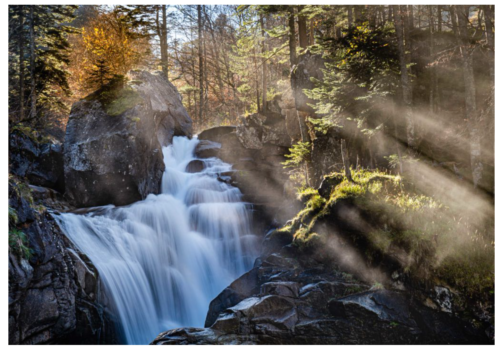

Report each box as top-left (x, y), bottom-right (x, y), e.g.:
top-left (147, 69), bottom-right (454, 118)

top-left (281, 170), bottom-right (494, 312)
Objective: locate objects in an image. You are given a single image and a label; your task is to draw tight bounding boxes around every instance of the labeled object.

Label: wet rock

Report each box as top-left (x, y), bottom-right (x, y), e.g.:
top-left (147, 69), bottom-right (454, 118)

top-left (205, 267), bottom-right (260, 327)
top-left (194, 140), bottom-right (221, 158)
top-left (185, 159), bottom-right (205, 173)
top-left (432, 286), bottom-right (453, 313)
top-left (64, 70), bottom-right (192, 207)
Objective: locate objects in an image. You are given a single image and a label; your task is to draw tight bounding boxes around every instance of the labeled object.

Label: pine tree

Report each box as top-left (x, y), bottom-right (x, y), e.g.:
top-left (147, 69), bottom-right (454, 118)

top-left (8, 5), bottom-right (78, 127)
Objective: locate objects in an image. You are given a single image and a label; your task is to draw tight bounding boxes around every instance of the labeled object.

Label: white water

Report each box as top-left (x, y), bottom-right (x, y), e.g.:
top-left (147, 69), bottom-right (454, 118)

top-left (55, 136), bottom-right (258, 344)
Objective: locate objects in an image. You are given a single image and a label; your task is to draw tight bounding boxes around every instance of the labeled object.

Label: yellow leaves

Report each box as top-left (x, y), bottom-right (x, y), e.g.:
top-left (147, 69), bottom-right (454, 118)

top-left (67, 10), bottom-right (151, 93)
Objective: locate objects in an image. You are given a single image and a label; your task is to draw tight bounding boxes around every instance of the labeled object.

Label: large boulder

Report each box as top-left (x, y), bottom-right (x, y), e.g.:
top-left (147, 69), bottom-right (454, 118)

top-left (63, 71), bottom-right (192, 207)
top-left (8, 178), bottom-right (114, 344)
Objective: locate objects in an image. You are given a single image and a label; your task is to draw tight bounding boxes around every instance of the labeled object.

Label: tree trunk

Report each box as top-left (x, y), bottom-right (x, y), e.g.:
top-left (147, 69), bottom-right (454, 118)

top-left (295, 110), bottom-right (312, 185)
top-left (408, 5), bottom-right (414, 30)
top-left (160, 5), bottom-right (168, 79)
top-left (483, 5), bottom-right (494, 82)
top-left (354, 6), bottom-right (363, 24)
top-left (403, 5), bottom-right (412, 73)
top-left (309, 19), bottom-right (315, 45)
top-left (454, 5), bottom-right (482, 188)
top-left (19, 7), bottom-right (25, 122)
top-left (260, 14), bottom-right (267, 112)
top-left (297, 6), bottom-right (308, 48)
top-left (197, 5), bottom-right (203, 125)
top-left (428, 5), bottom-right (436, 114)
top-left (288, 8), bottom-right (297, 66)
top-left (341, 139), bottom-right (353, 182)
top-left (205, 9), bottom-right (225, 104)
top-left (347, 6), bottom-right (353, 27)
top-left (29, 6), bottom-right (36, 122)
top-left (393, 5), bottom-right (416, 160)
top-left (437, 6), bottom-right (442, 32)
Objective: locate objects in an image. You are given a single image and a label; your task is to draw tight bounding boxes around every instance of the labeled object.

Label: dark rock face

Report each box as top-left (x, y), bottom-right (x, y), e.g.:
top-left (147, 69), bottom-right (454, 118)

top-left (9, 131), bottom-right (65, 192)
top-left (317, 174), bottom-right (344, 199)
top-left (153, 247), bottom-right (490, 345)
top-left (8, 179), bottom-right (113, 344)
top-left (64, 70), bottom-right (192, 207)
top-left (310, 128), bottom-right (343, 187)
top-left (291, 52), bottom-right (326, 114)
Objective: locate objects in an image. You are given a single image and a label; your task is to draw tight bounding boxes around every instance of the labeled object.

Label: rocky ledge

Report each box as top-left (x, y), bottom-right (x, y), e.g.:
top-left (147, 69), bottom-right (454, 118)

top-left (153, 242), bottom-right (490, 345)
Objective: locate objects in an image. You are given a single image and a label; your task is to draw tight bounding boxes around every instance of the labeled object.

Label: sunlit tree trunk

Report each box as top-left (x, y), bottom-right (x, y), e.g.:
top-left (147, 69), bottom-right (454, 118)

top-left (288, 7), bottom-right (297, 65)
top-left (297, 5), bottom-right (308, 48)
top-left (347, 6), bottom-right (353, 27)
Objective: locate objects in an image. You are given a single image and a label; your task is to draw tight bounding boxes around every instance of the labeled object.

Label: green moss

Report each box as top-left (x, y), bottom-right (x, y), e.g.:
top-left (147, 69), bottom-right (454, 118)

top-left (16, 182), bottom-right (34, 206)
top-left (10, 123), bottom-right (52, 144)
top-left (105, 87), bottom-right (143, 116)
top-left (9, 228), bottom-right (32, 259)
top-left (9, 207), bottom-right (18, 224)
top-left (85, 75), bottom-right (144, 116)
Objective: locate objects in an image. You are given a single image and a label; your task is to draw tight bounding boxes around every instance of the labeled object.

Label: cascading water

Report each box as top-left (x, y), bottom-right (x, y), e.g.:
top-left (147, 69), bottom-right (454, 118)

top-left (54, 136), bottom-right (258, 344)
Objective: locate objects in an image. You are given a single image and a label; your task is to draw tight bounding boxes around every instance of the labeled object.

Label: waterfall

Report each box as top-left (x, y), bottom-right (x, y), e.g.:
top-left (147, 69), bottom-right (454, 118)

top-left (54, 136), bottom-right (258, 344)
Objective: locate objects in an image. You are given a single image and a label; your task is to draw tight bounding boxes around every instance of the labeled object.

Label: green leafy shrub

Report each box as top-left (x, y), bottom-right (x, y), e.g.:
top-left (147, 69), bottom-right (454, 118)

top-left (282, 142), bottom-right (311, 187)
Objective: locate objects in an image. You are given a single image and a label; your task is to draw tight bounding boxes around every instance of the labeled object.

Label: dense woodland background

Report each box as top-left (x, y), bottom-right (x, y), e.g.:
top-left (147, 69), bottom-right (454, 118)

top-left (8, 4), bottom-right (495, 306)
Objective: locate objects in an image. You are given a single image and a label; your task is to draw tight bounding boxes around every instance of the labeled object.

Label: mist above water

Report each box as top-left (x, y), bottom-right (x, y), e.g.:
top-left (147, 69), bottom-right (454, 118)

top-left (55, 136), bottom-right (258, 344)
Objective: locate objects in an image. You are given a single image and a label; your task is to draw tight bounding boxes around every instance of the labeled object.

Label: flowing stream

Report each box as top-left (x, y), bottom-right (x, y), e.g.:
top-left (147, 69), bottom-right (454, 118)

top-left (55, 136), bottom-right (258, 344)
